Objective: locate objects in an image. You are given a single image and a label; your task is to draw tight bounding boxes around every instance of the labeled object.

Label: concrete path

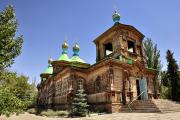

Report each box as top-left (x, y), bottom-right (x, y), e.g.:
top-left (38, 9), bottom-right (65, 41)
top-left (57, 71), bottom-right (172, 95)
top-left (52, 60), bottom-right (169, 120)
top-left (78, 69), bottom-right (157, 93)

top-left (1, 112), bottom-right (180, 120)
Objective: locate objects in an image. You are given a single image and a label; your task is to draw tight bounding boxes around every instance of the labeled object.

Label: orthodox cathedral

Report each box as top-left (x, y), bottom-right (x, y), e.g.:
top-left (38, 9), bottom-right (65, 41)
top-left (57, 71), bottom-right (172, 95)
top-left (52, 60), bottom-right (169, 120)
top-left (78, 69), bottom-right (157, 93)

top-left (37, 11), bottom-right (159, 112)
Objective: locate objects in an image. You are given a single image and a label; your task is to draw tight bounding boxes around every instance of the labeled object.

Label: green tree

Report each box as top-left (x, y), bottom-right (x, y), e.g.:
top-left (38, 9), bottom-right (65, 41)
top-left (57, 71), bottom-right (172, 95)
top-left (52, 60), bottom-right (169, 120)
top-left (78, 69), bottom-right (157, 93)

top-left (0, 5), bottom-right (23, 70)
top-left (143, 38), bottom-right (162, 95)
top-left (0, 87), bottom-right (25, 116)
top-left (0, 70), bottom-right (37, 116)
top-left (166, 50), bottom-right (180, 101)
top-left (160, 71), bottom-right (171, 99)
top-left (143, 38), bottom-right (161, 70)
top-left (161, 71), bottom-right (169, 87)
top-left (70, 88), bottom-right (89, 117)
top-left (0, 5), bottom-right (35, 116)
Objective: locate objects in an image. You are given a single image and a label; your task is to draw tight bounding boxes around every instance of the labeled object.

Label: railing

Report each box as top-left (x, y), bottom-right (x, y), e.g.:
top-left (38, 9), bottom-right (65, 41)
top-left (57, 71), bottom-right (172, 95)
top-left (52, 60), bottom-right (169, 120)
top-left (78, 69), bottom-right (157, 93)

top-left (128, 91), bottom-right (145, 111)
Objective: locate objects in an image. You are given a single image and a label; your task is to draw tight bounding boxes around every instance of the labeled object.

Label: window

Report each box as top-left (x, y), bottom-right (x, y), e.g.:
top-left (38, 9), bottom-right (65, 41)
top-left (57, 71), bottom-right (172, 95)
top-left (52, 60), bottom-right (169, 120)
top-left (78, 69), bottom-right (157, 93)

top-left (78, 79), bottom-right (83, 89)
top-left (104, 42), bottom-right (113, 56)
top-left (95, 76), bottom-right (101, 92)
top-left (42, 77), bottom-right (46, 81)
top-left (127, 41), bottom-right (135, 53)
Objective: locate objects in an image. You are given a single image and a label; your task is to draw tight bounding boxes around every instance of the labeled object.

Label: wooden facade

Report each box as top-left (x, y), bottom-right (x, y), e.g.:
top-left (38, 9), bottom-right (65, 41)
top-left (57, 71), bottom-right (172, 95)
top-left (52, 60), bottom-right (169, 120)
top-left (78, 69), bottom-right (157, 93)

top-left (37, 22), bottom-right (159, 113)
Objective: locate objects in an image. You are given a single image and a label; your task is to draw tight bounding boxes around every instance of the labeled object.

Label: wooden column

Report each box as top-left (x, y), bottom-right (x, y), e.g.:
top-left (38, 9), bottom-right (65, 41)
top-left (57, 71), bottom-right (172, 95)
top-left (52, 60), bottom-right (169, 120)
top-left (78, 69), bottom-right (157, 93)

top-left (146, 77), bottom-right (150, 99)
top-left (122, 70), bottom-right (128, 105)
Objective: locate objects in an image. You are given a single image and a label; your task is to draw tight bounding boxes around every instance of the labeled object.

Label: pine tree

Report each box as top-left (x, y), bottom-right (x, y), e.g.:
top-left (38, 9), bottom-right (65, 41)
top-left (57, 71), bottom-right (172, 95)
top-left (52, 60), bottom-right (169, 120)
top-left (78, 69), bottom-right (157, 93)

top-left (166, 50), bottom-right (180, 101)
top-left (70, 88), bottom-right (89, 117)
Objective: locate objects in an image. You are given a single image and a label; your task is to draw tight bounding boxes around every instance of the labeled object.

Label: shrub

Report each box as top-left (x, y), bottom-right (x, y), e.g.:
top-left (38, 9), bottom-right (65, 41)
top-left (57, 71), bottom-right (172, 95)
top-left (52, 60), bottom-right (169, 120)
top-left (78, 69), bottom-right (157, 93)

top-left (56, 111), bottom-right (68, 116)
top-left (0, 87), bottom-right (25, 117)
top-left (40, 109), bottom-right (54, 116)
top-left (39, 109), bottom-right (68, 117)
top-left (27, 108), bottom-right (37, 114)
top-left (0, 70), bottom-right (37, 116)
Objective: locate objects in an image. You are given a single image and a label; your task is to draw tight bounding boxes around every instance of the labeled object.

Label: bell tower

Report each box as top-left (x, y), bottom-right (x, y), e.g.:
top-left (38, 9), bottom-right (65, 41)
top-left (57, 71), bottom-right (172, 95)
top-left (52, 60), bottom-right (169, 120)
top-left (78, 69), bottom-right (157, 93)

top-left (94, 10), bottom-right (145, 64)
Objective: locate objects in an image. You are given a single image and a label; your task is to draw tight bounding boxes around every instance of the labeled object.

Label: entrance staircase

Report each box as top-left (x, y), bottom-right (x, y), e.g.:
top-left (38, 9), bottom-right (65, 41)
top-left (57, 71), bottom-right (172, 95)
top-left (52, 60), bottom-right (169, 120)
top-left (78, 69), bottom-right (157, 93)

top-left (121, 100), bottom-right (160, 112)
top-left (153, 99), bottom-right (180, 112)
top-left (121, 99), bottom-right (180, 113)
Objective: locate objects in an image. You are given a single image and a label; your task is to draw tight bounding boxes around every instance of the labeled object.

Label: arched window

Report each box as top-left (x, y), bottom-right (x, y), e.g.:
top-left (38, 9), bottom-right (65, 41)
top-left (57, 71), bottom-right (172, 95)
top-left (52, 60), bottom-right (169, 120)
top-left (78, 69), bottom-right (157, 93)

top-left (104, 42), bottom-right (113, 56)
top-left (95, 76), bottom-right (101, 92)
top-left (42, 77), bottom-right (46, 82)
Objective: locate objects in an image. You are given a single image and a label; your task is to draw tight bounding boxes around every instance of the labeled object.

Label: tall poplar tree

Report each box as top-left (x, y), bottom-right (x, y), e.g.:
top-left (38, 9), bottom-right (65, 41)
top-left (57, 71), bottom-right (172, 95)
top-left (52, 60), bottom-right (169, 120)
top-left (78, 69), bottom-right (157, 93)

top-left (0, 5), bottom-right (23, 70)
top-left (143, 38), bottom-right (161, 71)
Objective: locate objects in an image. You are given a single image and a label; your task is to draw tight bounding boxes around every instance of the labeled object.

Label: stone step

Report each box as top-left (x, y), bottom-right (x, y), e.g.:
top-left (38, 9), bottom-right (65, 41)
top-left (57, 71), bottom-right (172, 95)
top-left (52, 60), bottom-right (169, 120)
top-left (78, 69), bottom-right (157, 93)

top-left (153, 99), bottom-right (180, 112)
top-left (130, 104), bottom-right (156, 106)
top-left (120, 100), bottom-right (160, 113)
top-left (128, 107), bottom-right (158, 109)
top-left (121, 106), bottom-right (159, 109)
top-left (121, 109), bottom-right (160, 112)
top-left (121, 108), bottom-right (160, 111)
top-left (123, 106), bottom-right (158, 108)
top-left (121, 110), bottom-right (160, 113)
top-left (121, 99), bottom-right (180, 113)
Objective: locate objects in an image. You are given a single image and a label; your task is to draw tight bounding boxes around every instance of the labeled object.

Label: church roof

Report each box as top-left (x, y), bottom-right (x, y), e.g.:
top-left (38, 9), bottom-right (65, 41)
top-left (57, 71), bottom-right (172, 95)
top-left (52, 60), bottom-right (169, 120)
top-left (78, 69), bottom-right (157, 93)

top-left (43, 65), bottom-right (53, 74)
top-left (58, 53), bottom-right (71, 61)
top-left (71, 55), bottom-right (85, 63)
top-left (93, 23), bottom-right (144, 44)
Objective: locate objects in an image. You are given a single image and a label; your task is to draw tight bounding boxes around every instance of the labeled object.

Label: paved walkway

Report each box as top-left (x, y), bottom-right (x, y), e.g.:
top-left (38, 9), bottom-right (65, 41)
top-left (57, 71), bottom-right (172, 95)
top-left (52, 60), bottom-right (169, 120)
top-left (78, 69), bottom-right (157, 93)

top-left (1, 112), bottom-right (180, 120)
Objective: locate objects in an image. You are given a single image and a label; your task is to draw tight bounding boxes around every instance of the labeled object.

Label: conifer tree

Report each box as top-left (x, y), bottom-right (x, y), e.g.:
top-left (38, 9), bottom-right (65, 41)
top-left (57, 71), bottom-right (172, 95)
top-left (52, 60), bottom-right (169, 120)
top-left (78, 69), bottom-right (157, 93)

top-left (166, 50), bottom-right (180, 101)
top-left (70, 88), bottom-right (89, 117)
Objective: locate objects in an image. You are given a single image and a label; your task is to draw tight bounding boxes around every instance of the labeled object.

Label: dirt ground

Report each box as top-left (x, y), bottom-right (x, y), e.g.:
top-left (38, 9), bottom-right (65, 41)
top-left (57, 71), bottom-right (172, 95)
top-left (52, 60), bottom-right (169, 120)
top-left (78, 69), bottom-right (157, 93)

top-left (1, 112), bottom-right (180, 120)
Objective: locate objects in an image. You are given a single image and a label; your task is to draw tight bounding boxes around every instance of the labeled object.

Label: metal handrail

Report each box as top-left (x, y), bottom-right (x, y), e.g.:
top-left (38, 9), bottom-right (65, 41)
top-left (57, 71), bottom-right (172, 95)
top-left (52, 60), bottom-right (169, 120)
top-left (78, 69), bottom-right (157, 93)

top-left (128, 91), bottom-right (145, 111)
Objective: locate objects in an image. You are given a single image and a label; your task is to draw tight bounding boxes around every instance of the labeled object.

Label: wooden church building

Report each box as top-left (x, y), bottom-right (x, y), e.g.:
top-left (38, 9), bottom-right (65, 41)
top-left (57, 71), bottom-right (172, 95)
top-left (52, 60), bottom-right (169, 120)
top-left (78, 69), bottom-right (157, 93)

top-left (37, 11), bottom-right (159, 112)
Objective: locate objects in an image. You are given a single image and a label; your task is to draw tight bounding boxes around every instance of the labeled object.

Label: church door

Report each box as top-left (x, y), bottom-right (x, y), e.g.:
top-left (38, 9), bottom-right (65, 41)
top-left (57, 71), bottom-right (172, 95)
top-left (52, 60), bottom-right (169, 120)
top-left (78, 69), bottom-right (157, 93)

top-left (136, 80), bottom-right (141, 100)
top-left (139, 79), bottom-right (148, 100)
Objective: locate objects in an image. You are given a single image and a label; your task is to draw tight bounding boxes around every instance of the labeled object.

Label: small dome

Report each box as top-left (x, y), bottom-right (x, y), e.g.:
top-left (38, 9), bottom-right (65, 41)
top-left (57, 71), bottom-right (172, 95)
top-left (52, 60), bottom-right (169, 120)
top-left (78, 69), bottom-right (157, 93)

top-left (62, 41), bottom-right (68, 49)
top-left (72, 43), bottom-right (80, 56)
top-left (112, 10), bottom-right (120, 23)
top-left (71, 43), bottom-right (86, 63)
top-left (42, 58), bottom-right (53, 74)
top-left (58, 41), bottom-right (70, 61)
top-left (43, 65), bottom-right (53, 74)
top-left (73, 43), bottom-right (80, 52)
top-left (48, 57), bottom-right (53, 64)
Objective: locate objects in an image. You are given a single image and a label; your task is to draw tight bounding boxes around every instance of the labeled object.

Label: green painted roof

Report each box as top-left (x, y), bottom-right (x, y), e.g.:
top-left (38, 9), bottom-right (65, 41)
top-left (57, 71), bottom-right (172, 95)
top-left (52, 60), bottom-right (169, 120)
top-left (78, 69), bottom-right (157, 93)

top-left (71, 55), bottom-right (85, 63)
top-left (58, 53), bottom-right (71, 61)
top-left (43, 65), bottom-right (53, 74)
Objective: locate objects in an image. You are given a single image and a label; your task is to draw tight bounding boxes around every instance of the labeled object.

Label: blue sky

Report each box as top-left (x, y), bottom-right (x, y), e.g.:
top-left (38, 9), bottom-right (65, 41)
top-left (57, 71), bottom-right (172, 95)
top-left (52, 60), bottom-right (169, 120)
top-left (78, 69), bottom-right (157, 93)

top-left (0, 0), bottom-right (180, 83)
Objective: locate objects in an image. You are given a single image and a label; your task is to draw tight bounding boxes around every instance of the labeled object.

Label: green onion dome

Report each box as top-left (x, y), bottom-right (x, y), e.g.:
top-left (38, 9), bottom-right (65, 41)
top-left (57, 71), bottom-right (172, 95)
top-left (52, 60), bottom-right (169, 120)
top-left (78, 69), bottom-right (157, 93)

top-left (43, 57), bottom-right (53, 74)
top-left (58, 41), bottom-right (71, 61)
top-left (71, 43), bottom-right (85, 63)
top-left (112, 10), bottom-right (120, 24)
